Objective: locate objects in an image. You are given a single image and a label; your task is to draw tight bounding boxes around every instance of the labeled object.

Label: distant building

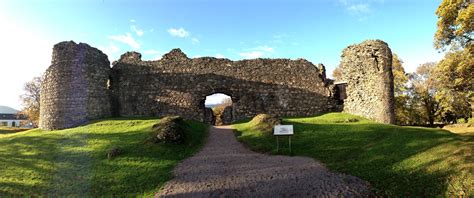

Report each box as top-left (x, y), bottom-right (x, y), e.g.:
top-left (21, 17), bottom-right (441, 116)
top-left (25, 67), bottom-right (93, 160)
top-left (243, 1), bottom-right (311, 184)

top-left (0, 106), bottom-right (27, 127)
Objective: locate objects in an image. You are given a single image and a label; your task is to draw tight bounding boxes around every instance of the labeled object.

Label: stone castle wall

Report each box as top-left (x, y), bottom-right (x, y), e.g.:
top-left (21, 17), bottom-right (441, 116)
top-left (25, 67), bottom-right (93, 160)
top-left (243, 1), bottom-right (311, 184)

top-left (39, 39), bottom-right (396, 130)
top-left (39, 41), bottom-right (111, 130)
top-left (339, 40), bottom-right (395, 124)
top-left (110, 49), bottom-right (335, 122)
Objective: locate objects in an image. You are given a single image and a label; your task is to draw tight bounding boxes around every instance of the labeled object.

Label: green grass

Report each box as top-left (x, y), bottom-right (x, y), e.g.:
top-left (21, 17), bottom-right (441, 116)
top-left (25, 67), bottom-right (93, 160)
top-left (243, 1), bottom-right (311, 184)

top-left (0, 118), bottom-right (208, 196)
top-left (233, 113), bottom-right (473, 197)
top-left (0, 127), bottom-right (28, 136)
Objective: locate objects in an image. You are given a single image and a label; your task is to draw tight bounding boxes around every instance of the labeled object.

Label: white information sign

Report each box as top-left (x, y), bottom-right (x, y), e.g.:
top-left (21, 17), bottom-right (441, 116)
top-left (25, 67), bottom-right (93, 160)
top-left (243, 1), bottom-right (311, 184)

top-left (273, 125), bottom-right (294, 136)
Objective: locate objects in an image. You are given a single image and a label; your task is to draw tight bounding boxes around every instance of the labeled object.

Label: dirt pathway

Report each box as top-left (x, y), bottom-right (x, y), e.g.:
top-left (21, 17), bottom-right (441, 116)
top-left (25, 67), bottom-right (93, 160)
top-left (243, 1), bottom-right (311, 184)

top-left (156, 126), bottom-right (372, 197)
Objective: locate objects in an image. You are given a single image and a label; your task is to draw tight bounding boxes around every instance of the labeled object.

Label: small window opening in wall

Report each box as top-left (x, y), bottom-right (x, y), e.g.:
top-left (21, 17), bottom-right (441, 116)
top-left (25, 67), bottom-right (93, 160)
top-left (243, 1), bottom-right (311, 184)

top-left (204, 93), bottom-right (233, 126)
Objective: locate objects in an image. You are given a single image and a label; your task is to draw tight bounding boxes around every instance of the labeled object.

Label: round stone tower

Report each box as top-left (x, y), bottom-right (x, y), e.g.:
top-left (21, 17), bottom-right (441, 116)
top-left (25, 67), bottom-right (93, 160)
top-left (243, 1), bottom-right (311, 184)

top-left (39, 41), bottom-right (111, 130)
top-left (339, 40), bottom-right (395, 124)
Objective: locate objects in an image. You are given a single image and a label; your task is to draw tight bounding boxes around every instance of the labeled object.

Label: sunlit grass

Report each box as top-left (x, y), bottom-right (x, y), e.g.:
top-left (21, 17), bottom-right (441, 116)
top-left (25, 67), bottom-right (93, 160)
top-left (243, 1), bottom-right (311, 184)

top-left (0, 118), bottom-right (208, 196)
top-left (233, 112), bottom-right (473, 197)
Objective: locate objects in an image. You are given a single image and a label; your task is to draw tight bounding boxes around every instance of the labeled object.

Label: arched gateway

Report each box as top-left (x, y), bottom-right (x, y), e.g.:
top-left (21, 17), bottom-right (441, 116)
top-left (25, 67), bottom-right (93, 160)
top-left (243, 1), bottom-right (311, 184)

top-left (39, 40), bottom-right (395, 130)
top-left (110, 48), bottom-right (335, 124)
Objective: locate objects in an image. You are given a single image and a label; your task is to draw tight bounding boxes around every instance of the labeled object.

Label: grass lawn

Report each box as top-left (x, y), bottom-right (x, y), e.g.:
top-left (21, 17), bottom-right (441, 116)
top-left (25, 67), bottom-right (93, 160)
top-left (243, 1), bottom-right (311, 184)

top-left (0, 118), bottom-right (208, 196)
top-left (0, 127), bottom-right (29, 136)
top-left (443, 124), bottom-right (474, 135)
top-left (233, 113), bottom-right (473, 197)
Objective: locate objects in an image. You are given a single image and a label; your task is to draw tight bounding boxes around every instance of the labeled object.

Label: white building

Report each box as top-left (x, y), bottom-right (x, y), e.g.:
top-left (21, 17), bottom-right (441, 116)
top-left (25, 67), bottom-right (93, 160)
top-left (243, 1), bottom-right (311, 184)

top-left (0, 106), bottom-right (26, 127)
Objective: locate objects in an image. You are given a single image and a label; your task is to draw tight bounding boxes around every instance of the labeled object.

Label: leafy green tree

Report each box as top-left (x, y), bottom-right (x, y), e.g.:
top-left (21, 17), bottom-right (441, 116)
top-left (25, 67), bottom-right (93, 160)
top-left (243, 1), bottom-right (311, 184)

top-left (434, 0), bottom-right (473, 50)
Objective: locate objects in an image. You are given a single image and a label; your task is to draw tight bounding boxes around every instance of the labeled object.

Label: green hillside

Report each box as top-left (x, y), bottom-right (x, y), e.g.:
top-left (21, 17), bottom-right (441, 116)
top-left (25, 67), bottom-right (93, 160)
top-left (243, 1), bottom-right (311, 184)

top-left (0, 118), bottom-right (208, 196)
top-left (233, 113), bottom-right (473, 197)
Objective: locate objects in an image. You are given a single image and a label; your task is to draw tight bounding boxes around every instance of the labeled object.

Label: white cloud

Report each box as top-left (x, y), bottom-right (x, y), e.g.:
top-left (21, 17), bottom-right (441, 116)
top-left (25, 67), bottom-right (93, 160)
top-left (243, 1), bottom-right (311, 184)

top-left (239, 51), bottom-right (264, 59)
top-left (130, 19), bottom-right (136, 23)
top-left (215, 53), bottom-right (225, 58)
top-left (130, 25), bottom-right (144, 36)
top-left (253, 46), bottom-right (274, 52)
top-left (98, 42), bottom-right (120, 59)
top-left (192, 38), bottom-right (200, 44)
top-left (108, 33), bottom-right (140, 49)
top-left (167, 27), bottom-right (189, 38)
top-left (205, 93), bottom-right (231, 106)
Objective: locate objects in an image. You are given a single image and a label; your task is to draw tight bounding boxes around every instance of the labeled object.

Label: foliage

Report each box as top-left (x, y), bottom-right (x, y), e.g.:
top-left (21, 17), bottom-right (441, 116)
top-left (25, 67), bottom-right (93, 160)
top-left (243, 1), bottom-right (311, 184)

top-left (434, 0), bottom-right (473, 50)
top-left (332, 64), bottom-right (343, 81)
top-left (435, 48), bottom-right (473, 122)
top-left (233, 113), bottom-right (473, 197)
top-left (409, 62), bottom-right (444, 126)
top-left (392, 54), bottom-right (412, 125)
top-left (392, 54), bottom-right (409, 95)
top-left (211, 97), bottom-right (232, 125)
top-left (19, 76), bottom-right (42, 127)
top-left (0, 118), bottom-right (208, 196)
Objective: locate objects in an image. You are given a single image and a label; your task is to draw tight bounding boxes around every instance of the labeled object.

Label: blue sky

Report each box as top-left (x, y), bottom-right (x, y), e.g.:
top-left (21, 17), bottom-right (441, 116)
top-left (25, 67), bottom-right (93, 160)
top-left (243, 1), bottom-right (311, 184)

top-left (0, 0), bottom-right (444, 109)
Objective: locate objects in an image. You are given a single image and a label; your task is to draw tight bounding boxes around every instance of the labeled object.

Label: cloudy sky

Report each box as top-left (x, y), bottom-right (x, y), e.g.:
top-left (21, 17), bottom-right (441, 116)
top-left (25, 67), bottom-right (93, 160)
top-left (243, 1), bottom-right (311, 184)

top-left (0, 0), bottom-right (443, 109)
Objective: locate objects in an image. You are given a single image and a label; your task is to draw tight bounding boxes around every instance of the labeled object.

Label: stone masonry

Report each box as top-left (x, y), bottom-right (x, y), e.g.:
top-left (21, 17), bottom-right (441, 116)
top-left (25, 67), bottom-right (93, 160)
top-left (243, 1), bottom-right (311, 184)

top-left (39, 41), bottom-right (111, 129)
top-left (110, 49), bottom-right (334, 123)
top-left (39, 39), bottom-right (395, 130)
top-left (339, 40), bottom-right (395, 124)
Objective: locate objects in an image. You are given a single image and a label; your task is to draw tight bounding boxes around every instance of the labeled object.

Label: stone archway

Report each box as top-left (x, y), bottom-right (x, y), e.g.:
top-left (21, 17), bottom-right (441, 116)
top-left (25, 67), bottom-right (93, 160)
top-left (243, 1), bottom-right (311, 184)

top-left (203, 93), bottom-right (233, 125)
top-left (39, 40), bottom-right (395, 130)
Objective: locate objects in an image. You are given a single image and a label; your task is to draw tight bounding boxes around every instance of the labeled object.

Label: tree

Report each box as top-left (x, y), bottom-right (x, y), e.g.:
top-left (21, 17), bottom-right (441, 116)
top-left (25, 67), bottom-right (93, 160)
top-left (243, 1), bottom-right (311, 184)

top-left (434, 0), bottom-right (473, 50)
top-left (434, 48), bottom-right (473, 122)
top-left (392, 54), bottom-right (409, 95)
top-left (332, 64), bottom-right (343, 81)
top-left (410, 62), bottom-right (443, 126)
top-left (392, 54), bottom-right (411, 125)
top-left (20, 76), bottom-right (42, 127)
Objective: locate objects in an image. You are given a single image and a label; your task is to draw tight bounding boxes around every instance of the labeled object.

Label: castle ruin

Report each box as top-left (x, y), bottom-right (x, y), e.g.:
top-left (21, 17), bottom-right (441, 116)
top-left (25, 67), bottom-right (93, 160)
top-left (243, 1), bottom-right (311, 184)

top-left (39, 40), bottom-right (395, 130)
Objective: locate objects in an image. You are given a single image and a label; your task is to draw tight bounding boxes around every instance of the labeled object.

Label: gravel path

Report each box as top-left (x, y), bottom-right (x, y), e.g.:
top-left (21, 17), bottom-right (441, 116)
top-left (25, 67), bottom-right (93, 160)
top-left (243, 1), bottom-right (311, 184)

top-left (156, 126), bottom-right (372, 197)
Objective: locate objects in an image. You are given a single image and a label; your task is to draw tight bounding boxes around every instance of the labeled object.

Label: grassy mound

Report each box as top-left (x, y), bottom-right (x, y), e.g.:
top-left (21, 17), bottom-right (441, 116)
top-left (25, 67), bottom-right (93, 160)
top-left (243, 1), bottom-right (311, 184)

top-left (233, 112), bottom-right (473, 197)
top-left (148, 116), bottom-right (187, 143)
top-left (0, 118), bottom-right (208, 196)
top-left (248, 114), bottom-right (281, 134)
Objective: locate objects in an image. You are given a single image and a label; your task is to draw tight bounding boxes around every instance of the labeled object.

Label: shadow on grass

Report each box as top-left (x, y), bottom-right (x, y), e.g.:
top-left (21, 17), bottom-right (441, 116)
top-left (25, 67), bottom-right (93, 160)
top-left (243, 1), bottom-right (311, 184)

top-left (0, 128), bottom-right (29, 135)
top-left (0, 119), bottom-right (208, 196)
top-left (234, 115), bottom-right (472, 197)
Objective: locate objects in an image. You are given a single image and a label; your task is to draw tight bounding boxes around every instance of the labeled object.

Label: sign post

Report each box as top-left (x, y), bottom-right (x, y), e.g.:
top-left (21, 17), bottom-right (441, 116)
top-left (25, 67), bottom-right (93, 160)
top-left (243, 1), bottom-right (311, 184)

top-left (273, 125), bottom-right (294, 153)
